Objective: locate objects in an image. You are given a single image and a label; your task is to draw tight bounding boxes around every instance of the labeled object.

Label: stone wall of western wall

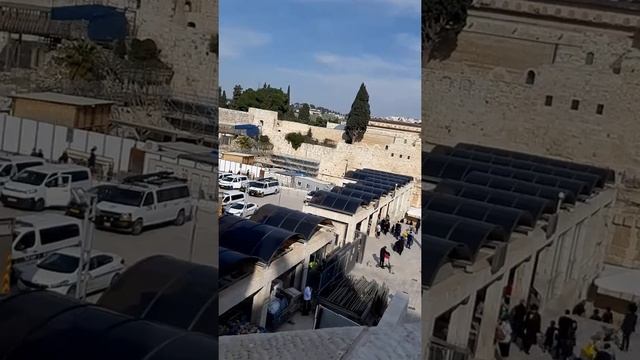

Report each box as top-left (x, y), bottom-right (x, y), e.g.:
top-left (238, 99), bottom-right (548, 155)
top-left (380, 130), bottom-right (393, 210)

top-left (135, 0), bottom-right (217, 100)
top-left (423, 10), bottom-right (640, 268)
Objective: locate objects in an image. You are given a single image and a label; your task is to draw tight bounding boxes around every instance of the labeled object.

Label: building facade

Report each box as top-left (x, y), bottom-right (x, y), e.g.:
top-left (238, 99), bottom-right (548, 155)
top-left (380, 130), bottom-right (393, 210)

top-left (424, 0), bottom-right (640, 268)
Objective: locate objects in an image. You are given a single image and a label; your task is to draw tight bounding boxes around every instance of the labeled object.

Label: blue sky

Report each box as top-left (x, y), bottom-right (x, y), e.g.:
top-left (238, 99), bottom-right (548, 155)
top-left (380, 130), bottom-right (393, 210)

top-left (219, 0), bottom-right (420, 119)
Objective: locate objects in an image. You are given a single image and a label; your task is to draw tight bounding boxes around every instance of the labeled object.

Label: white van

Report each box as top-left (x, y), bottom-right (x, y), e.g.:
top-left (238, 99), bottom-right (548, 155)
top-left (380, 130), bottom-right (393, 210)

top-left (248, 179), bottom-right (280, 197)
top-left (95, 172), bottom-right (193, 235)
top-left (1, 164), bottom-right (92, 211)
top-left (219, 175), bottom-right (248, 190)
top-left (220, 190), bottom-right (246, 208)
top-left (11, 214), bottom-right (82, 274)
top-left (0, 156), bottom-right (45, 187)
top-left (218, 172), bottom-right (233, 180)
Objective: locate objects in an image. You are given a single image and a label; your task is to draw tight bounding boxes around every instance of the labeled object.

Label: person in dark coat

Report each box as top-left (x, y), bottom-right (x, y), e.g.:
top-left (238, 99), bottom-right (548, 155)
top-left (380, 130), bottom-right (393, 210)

top-left (602, 307), bottom-right (614, 324)
top-left (591, 309), bottom-right (602, 322)
top-left (511, 299), bottom-right (528, 347)
top-left (379, 246), bottom-right (390, 268)
top-left (58, 151), bottom-right (69, 164)
top-left (406, 231), bottom-right (413, 249)
top-left (572, 301), bottom-right (586, 316)
top-left (621, 305), bottom-right (638, 352)
top-left (88, 146), bottom-right (97, 170)
top-left (543, 320), bottom-right (557, 353)
top-left (523, 305), bottom-right (542, 354)
top-left (30, 148), bottom-right (38, 157)
top-left (415, 219), bottom-right (420, 233)
top-left (557, 310), bottom-right (577, 360)
top-left (393, 238), bottom-right (404, 255)
top-left (36, 149), bottom-right (43, 158)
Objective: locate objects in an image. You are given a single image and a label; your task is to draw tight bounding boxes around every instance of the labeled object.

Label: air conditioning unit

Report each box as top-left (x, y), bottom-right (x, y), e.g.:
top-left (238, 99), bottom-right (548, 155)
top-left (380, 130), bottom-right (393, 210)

top-left (143, 141), bottom-right (159, 152)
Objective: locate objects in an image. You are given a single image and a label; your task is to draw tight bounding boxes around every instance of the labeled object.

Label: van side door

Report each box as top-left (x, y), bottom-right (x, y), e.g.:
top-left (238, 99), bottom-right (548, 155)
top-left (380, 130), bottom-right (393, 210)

top-left (141, 192), bottom-right (159, 225)
top-left (38, 223), bottom-right (80, 256)
top-left (45, 174), bottom-right (72, 207)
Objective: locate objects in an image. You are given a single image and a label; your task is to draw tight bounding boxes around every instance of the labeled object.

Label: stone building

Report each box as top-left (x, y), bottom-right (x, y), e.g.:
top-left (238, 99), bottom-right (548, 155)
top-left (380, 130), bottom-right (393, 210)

top-left (423, 0), bottom-right (640, 268)
top-left (220, 107), bottom-right (422, 207)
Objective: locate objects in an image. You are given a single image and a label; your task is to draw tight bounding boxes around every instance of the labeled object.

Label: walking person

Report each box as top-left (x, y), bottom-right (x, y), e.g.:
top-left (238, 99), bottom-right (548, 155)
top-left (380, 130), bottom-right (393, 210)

top-left (620, 304), bottom-right (638, 352)
top-left (544, 320), bottom-right (557, 353)
top-left (406, 230), bottom-right (413, 249)
top-left (58, 150), bottom-right (69, 164)
top-left (376, 223), bottom-right (381, 238)
top-left (379, 246), bottom-right (389, 268)
top-left (602, 307), bottom-right (614, 324)
top-left (511, 299), bottom-right (528, 348)
top-left (497, 317), bottom-right (513, 358)
top-left (88, 146), bottom-right (97, 171)
top-left (523, 305), bottom-right (542, 354)
top-left (30, 148), bottom-right (38, 157)
top-left (393, 237), bottom-right (405, 255)
top-left (591, 309), bottom-right (603, 322)
top-left (302, 286), bottom-right (312, 316)
top-left (558, 309), bottom-right (577, 360)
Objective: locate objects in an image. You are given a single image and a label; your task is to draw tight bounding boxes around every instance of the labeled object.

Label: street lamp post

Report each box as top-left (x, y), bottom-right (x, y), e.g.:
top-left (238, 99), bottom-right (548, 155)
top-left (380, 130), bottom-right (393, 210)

top-left (76, 193), bottom-right (96, 300)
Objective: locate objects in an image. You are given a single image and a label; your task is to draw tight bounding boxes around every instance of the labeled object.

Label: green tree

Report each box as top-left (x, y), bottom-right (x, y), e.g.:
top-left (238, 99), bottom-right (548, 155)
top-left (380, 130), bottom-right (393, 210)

top-left (344, 83), bottom-right (371, 144)
top-left (55, 41), bottom-right (102, 81)
top-left (313, 116), bottom-right (328, 128)
top-left (299, 103), bottom-right (311, 123)
top-left (285, 132), bottom-right (305, 150)
top-left (258, 135), bottom-right (273, 150)
top-left (286, 85), bottom-right (291, 105)
top-left (234, 87), bottom-right (290, 116)
top-left (231, 85), bottom-right (243, 109)
top-left (234, 135), bottom-right (254, 150)
top-left (220, 89), bottom-right (228, 108)
top-left (423, 0), bottom-right (472, 64)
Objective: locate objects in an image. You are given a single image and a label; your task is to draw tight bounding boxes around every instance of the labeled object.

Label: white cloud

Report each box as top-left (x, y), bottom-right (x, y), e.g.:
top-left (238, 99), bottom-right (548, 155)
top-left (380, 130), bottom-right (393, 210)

top-left (288, 0), bottom-right (419, 13)
top-left (219, 27), bottom-right (271, 59)
top-left (313, 52), bottom-right (415, 75)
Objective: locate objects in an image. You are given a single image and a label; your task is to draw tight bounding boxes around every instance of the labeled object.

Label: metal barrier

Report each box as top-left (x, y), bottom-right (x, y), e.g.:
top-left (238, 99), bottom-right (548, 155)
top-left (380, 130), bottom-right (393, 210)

top-left (426, 338), bottom-right (471, 360)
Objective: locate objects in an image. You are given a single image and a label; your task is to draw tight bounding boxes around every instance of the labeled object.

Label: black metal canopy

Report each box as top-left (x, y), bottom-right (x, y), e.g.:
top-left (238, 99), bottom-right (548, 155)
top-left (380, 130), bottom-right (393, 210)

top-left (0, 291), bottom-right (217, 360)
top-left (97, 255), bottom-right (217, 336)
top-left (353, 179), bottom-right (396, 192)
top-left (331, 186), bottom-right (379, 204)
top-left (219, 215), bottom-right (304, 264)
top-left (423, 236), bottom-right (472, 287)
top-left (432, 145), bottom-right (600, 192)
top-left (308, 190), bottom-right (366, 215)
top-left (423, 211), bottom-right (506, 262)
top-left (455, 143), bottom-right (614, 185)
top-left (361, 168), bottom-right (413, 182)
top-left (423, 191), bottom-right (534, 234)
top-left (348, 169), bottom-right (411, 186)
top-left (343, 182), bottom-right (388, 197)
top-left (251, 203), bottom-right (332, 240)
top-left (435, 179), bottom-right (553, 220)
top-left (219, 247), bottom-right (259, 278)
top-left (423, 153), bottom-right (589, 196)
top-left (464, 172), bottom-right (576, 205)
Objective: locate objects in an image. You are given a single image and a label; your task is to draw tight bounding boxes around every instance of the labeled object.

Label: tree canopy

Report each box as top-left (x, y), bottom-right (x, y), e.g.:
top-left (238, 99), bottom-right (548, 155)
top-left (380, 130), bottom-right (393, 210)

top-left (344, 83), bottom-right (370, 144)
top-left (423, 0), bottom-right (472, 63)
top-left (299, 103), bottom-right (311, 123)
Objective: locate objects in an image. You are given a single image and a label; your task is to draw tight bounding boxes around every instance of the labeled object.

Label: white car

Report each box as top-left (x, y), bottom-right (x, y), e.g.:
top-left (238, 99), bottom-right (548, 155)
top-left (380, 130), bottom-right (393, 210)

top-left (225, 202), bottom-right (258, 218)
top-left (304, 191), bottom-right (316, 203)
top-left (219, 175), bottom-right (248, 190)
top-left (18, 247), bottom-right (125, 296)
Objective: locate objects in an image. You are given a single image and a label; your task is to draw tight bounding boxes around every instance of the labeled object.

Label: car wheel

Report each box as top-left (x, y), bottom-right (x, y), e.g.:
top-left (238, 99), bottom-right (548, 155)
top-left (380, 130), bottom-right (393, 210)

top-left (34, 199), bottom-right (45, 211)
top-left (131, 219), bottom-right (143, 235)
top-left (67, 285), bottom-right (77, 297)
top-left (110, 273), bottom-right (120, 287)
top-left (174, 209), bottom-right (185, 226)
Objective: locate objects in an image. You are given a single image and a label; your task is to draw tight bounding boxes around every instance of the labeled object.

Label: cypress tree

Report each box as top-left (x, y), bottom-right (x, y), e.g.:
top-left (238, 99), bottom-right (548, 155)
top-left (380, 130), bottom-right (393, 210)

top-left (231, 85), bottom-right (243, 109)
top-left (221, 90), bottom-right (228, 108)
top-left (344, 83), bottom-right (370, 143)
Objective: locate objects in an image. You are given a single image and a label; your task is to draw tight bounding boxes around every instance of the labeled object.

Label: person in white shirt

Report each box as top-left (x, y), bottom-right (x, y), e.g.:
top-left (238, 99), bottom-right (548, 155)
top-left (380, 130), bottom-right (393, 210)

top-left (302, 286), bottom-right (312, 316)
top-left (497, 317), bottom-right (513, 357)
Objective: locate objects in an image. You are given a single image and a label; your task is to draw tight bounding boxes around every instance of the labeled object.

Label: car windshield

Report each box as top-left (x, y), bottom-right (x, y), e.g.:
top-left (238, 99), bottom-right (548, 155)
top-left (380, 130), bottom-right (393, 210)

top-left (103, 188), bottom-right (144, 207)
top-left (12, 170), bottom-right (47, 186)
top-left (221, 176), bottom-right (233, 181)
top-left (0, 163), bottom-right (11, 177)
top-left (229, 203), bottom-right (246, 210)
top-left (38, 253), bottom-right (79, 273)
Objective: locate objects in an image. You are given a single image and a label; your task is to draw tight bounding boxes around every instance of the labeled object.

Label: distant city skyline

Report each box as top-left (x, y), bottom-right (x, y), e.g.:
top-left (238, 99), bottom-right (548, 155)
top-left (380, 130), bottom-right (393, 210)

top-left (220, 0), bottom-right (420, 119)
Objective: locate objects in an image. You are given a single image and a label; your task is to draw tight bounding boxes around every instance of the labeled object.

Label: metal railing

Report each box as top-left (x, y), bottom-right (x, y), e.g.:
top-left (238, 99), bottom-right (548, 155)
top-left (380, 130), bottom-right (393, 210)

top-left (426, 338), bottom-right (471, 360)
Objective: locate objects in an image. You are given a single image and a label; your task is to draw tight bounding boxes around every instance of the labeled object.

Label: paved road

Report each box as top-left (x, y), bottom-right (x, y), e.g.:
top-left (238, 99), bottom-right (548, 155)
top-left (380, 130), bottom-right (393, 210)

top-left (244, 187), bottom-right (307, 212)
top-left (0, 202), bottom-right (217, 268)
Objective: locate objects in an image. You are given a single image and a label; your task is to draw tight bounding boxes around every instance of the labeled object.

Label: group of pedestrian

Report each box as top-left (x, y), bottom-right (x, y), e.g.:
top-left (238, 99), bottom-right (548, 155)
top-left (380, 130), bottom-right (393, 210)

top-left (30, 148), bottom-right (44, 158)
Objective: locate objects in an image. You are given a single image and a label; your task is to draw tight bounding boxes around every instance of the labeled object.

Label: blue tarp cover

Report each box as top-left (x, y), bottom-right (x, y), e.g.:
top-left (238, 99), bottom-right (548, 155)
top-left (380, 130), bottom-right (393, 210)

top-left (51, 5), bottom-right (127, 42)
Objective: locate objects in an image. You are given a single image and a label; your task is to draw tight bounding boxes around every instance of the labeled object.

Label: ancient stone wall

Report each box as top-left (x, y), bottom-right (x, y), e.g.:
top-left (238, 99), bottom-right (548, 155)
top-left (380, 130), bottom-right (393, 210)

top-left (135, 0), bottom-right (217, 100)
top-left (423, 6), bottom-right (640, 267)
